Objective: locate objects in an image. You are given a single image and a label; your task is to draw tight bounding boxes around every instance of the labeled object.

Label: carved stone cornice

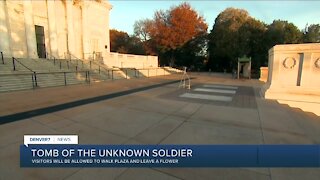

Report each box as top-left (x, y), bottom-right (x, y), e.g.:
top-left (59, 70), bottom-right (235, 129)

top-left (73, 0), bottom-right (112, 10)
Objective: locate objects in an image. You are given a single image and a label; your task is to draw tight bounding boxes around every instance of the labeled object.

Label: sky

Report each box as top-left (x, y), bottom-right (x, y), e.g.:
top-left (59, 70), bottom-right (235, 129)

top-left (109, 0), bottom-right (320, 35)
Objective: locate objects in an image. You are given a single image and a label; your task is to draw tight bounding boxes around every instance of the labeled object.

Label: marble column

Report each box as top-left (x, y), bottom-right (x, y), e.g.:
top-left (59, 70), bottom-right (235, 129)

top-left (66, 0), bottom-right (75, 56)
top-left (0, 0), bottom-right (12, 57)
top-left (23, 0), bottom-right (38, 58)
top-left (102, 1), bottom-right (112, 65)
top-left (81, 2), bottom-right (90, 59)
top-left (47, 0), bottom-right (59, 58)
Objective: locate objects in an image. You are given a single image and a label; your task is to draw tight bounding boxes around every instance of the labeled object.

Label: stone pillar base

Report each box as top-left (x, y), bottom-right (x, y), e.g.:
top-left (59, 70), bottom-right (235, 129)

top-left (259, 67), bottom-right (268, 82)
top-left (262, 84), bottom-right (320, 102)
top-left (261, 85), bottom-right (320, 116)
top-left (261, 43), bottom-right (320, 116)
top-left (277, 100), bottom-right (320, 116)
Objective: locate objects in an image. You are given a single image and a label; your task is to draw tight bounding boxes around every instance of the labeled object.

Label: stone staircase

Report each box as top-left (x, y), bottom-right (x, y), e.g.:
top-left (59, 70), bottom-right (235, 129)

top-left (120, 68), bottom-right (138, 79)
top-left (68, 58), bottom-right (130, 81)
top-left (35, 71), bottom-right (88, 88)
top-left (0, 58), bottom-right (34, 92)
top-left (65, 54), bottom-right (183, 81)
top-left (0, 58), bottom-right (31, 73)
top-left (0, 73), bottom-right (34, 92)
top-left (164, 66), bottom-right (183, 74)
top-left (0, 57), bottom-right (88, 92)
top-left (75, 60), bottom-right (112, 82)
top-left (134, 67), bottom-right (182, 78)
top-left (0, 55), bottom-right (183, 93)
top-left (17, 58), bottom-right (66, 72)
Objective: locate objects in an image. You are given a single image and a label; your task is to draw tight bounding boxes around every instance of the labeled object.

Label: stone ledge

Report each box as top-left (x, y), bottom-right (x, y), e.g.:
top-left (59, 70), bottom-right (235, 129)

top-left (277, 100), bottom-right (320, 116)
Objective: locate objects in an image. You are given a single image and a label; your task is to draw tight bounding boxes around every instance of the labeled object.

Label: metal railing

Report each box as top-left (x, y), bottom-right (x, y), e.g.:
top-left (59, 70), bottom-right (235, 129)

top-left (63, 53), bottom-right (182, 81)
top-left (46, 52), bottom-right (60, 68)
top-left (1, 53), bottom-right (183, 93)
top-left (83, 51), bottom-right (102, 61)
top-left (65, 52), bottom-right (111, 79)
top-left (12, 57), bottom-right (34, 72)
top-left (67, 52), bottom-right (111, 73)
top-left (10, 52), bottom-right (181, 82)
top-left (64, 52), bottom-right (86, 70)
top-left (0, 70), bottom-right (90, 92)
top-left (1, 63), bottom-right (182, 93)
top-left (46, 52), bottom-right (56, 60)
top-left (108, 67), bottom-right (182, 80)
top-left (1, 52), bottom-right (4, 64)
top-left (0, 72), bottom-right (35, 92)
top-left (34, 70), bottom-right (90, 87)
top-left (8, 56), bottom-right (91, 88)
top-left (46, 52), bottom-right (78, 71)
top-left (12, 57), bottom-right (38, 87)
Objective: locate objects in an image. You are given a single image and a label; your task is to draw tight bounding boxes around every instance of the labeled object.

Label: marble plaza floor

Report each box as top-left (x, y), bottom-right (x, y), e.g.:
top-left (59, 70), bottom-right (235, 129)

top-left (0, 73), bottom-right (319, 180)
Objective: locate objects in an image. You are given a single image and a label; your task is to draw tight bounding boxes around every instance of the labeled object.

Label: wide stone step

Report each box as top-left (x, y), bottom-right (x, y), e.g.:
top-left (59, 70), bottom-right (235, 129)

top-left (1, 57), bottom-right (180, 92)
top-left (0, 86), bottom-right (33, 93)
top-left (0, 74), bottom-right (34, 92)
top-left (0, 70), bottom-right (87, 92)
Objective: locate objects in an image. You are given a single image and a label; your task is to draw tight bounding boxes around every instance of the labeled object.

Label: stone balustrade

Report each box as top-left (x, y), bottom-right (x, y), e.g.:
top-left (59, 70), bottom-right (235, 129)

top-left (103, 52), bottom-right (158, 68)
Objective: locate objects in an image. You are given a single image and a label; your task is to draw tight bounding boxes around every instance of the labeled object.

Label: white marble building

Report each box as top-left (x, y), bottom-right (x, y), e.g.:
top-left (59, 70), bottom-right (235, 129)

top-left (0, 0), bottom-right (112, 60)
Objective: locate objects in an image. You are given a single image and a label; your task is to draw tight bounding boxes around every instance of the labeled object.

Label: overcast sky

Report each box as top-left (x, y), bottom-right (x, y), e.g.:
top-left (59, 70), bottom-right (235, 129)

top-left (109, 0), bottom-right (320, 35)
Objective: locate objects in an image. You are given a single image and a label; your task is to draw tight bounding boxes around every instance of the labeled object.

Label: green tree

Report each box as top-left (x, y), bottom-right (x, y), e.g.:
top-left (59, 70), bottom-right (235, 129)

top-left (265, 20), bottom-right (303, 47)
top-left (175, 33), bottom-right (208, 70)
top-left (208, 9), bottom-right (304, 73)
top-left (238, 18), bottom-right (268, 69)
top-left (110, 29), bottom-right (130, 53)
top-left (133, 19), bottom-right (157, 55)
top-left (208, 8), bottom-right (254, 72)
top-left (303, 24), bottom-right (320, 43)
top-left (134, 19), bottom-right (152, 42)
top-left (110, 29), bottom-right (146, 55)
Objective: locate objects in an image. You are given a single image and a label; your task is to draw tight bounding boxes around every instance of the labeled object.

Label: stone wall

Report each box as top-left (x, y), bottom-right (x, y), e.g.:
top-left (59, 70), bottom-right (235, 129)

top-left (32, 0), bottom-right (50, 57)
top-left (82, 0), bottom-right (111, 59)
top-left (0, 1), bottom-right (158, 70)
top-left (0, 0), bottom-right (112, 59)
top-left (4, 1), bottom-right (28, 58)
top-left (55, 0), bottom-right (68, 58)
top-left (104, 52), bottom-right (159, 68)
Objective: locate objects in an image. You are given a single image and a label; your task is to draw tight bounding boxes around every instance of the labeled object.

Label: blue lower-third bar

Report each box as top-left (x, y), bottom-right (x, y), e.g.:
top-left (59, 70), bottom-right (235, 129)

top-left (20, 145), bottom-right (320, 167)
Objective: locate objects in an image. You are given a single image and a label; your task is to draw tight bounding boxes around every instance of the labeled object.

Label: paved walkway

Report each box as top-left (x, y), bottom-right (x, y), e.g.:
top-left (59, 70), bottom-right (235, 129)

top-left (0, 73), bottom-right (319, 180)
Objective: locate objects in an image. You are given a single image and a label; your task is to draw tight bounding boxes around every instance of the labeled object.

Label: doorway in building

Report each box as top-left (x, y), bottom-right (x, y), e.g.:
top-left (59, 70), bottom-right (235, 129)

top-left (35, 25), bottom-right (46, 58)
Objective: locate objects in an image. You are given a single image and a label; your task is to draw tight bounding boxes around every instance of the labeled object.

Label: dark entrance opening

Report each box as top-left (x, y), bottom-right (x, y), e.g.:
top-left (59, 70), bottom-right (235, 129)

top-left (35, 25), bottom-right (46, 58)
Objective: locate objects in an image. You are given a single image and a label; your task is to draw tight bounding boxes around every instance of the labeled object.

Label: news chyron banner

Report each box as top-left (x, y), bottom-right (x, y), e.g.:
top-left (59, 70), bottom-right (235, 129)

top-left (21, 135), bottom-right (320, 167)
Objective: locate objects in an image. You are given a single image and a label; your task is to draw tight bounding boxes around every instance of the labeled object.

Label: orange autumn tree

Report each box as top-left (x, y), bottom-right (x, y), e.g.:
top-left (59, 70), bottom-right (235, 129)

top-left (148, 3), bottom-right (208, 65)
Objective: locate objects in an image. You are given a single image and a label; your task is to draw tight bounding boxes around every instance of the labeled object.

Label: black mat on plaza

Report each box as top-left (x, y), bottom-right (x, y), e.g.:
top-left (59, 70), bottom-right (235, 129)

top-left (159, 83), bottom-right (258, 109)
